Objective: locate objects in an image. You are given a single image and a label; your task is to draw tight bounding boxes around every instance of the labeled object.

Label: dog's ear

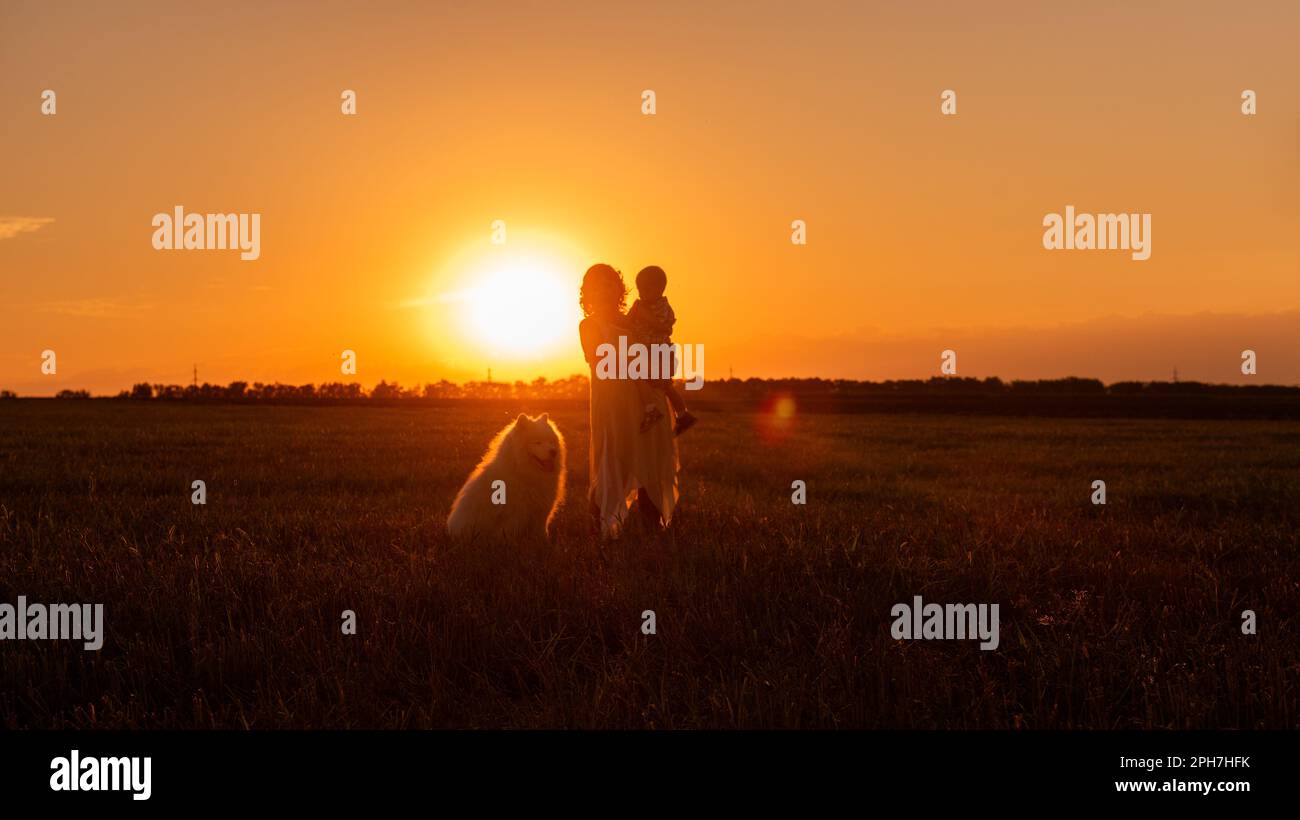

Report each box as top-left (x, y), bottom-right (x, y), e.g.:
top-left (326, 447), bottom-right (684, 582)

top-left (515, 413), bottom-right (528, 426)
top-left (539, 412), bottom-right (549, 423)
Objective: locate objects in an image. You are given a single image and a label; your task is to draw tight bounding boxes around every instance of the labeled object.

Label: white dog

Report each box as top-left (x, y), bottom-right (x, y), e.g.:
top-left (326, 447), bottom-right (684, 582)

top-left (446, 413), bottom-right (566, 540)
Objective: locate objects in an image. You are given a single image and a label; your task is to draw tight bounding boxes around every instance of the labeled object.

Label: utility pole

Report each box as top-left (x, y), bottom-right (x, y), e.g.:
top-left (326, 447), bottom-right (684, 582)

top-left (193, 363), bottom-right (198, 388)
top-left (487, 368), bottom-right (492, 384)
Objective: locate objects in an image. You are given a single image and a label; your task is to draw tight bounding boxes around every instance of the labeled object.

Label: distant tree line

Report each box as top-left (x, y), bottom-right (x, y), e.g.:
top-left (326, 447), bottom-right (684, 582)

top-left (103, 376), bottom-right (594, 402)
top-left (2, 374), bottom-right (1292, 402)
top-left (704, 376), bottom-right (1300, 398)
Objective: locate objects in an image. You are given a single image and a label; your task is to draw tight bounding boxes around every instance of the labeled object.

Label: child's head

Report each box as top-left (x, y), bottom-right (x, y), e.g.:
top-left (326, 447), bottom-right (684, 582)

top-left (635, 265), bottom-right (667, 299)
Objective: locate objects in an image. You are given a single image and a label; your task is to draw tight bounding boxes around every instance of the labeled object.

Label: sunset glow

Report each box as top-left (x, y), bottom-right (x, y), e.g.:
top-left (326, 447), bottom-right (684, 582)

top-left (2, 1), bottom-right (1297, 395)
top-left (460, 254), bottom-right (578, 360)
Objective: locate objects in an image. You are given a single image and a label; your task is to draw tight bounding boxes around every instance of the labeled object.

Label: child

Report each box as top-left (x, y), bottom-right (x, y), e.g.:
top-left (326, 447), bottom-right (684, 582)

top-left (628, 265), bottom-right (697, 436)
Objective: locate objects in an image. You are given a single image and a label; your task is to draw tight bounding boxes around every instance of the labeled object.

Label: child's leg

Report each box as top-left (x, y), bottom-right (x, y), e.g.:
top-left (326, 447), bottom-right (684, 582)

top-left (636, 381), bottom-right (659, 413)
top-left (665, 382), bottom-right (697, 435)
top-left (637, 381), bottom-right (664, 431)
top-left (661, 349), bottom-right (687, 415)
top-left (663, 382), bottom-right (687, 416)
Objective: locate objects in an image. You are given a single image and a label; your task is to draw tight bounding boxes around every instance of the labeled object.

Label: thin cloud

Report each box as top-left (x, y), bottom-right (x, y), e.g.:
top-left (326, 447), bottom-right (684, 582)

top-left (0, 216), bottom-right (54, 240)
top-left (39, 297), bottom-right (156, 319)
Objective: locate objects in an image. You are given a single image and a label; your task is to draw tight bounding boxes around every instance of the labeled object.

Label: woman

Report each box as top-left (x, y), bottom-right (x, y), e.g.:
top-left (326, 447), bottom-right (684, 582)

top-left (579, 264), bottom-right (679, 537)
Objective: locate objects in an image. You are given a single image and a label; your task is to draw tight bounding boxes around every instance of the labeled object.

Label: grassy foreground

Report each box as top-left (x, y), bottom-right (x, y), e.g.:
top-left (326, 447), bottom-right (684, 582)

top-left (0, 400), bottom-right (1296, 728)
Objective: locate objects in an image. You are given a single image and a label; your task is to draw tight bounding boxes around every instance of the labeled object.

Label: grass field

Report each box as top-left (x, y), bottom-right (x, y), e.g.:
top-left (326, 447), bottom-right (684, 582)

top-left (0, 400), bottom-right (1296, 729)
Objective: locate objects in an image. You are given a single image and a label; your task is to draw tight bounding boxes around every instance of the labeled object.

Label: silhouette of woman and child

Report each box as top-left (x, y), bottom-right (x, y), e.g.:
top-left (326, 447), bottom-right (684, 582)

top-left (579, 263), bottom-right (697, 537)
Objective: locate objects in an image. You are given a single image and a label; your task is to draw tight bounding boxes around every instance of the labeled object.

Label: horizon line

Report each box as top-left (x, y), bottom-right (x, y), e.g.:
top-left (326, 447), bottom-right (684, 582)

top-left (7, 373), bottom-right (1300, 400)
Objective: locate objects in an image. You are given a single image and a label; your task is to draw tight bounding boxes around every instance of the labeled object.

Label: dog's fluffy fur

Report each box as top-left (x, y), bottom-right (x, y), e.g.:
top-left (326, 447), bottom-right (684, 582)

top-left (446, 413), bottom-right (566, 540)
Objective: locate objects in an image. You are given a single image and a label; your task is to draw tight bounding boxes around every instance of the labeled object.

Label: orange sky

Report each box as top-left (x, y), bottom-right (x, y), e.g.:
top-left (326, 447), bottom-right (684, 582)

top-left (2, 1), bottom-right (1298, 395)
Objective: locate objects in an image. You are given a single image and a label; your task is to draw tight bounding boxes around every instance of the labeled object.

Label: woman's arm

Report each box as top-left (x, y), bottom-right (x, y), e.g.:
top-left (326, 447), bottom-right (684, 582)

top-left (579, 318), bottom-right (602, 365)
top-left (583, 313), bottom-right (644, 364)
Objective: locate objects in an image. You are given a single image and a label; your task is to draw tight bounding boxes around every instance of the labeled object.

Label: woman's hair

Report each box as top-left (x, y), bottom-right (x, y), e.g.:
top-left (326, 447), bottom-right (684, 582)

top-left (579, 263), bottom-right (628, 317)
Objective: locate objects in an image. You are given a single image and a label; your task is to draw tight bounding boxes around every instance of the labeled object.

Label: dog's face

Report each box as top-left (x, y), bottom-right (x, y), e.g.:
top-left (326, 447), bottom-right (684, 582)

top-left (516, 413), bottom-right (561, 472)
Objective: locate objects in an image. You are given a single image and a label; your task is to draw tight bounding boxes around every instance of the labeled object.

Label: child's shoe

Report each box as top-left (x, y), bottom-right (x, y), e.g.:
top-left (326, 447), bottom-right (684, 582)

top-left (673, 411), bottom-right (698, 436)
top-left (640, 405), bottom-right (664, 432)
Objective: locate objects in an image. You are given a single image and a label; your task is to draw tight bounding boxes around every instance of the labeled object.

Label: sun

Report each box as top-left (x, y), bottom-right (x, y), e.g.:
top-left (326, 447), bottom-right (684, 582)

top-left (418, 233), bottom-right (588, 374)
top-left (460, 252), bottom-right (577, 359)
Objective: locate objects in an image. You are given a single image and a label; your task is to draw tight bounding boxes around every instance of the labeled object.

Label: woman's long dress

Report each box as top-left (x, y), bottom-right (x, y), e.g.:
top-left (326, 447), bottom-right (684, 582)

top-left (584, 315), bottom-right (679, 536)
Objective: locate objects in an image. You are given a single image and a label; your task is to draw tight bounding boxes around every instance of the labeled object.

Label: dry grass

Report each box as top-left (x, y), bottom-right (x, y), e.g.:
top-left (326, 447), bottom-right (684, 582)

top-left (0, 400), bottom-right (1296, 728)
